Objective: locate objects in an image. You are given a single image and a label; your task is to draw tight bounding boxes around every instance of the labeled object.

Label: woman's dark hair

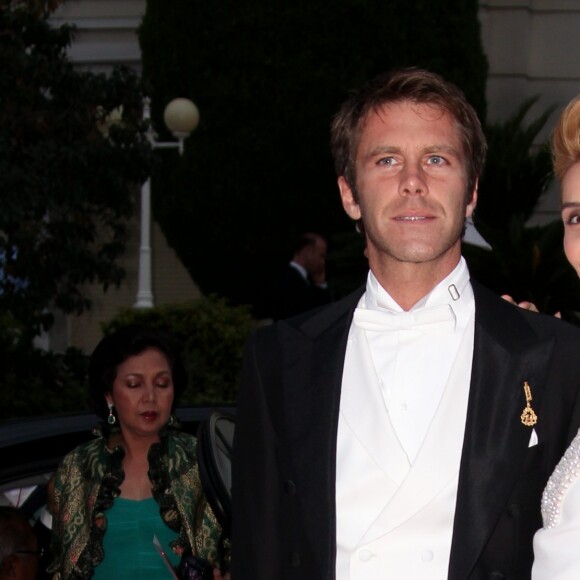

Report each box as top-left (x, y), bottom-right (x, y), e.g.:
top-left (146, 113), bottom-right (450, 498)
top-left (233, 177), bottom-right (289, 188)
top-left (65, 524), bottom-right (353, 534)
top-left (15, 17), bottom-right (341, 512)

top-left (88, 325), bottom-right (187, 420)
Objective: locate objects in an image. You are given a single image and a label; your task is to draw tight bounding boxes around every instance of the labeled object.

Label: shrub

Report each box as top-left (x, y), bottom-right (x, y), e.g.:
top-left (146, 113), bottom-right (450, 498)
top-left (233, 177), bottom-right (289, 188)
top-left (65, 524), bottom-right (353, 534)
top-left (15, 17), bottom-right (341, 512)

top-left (0, 340), bottom-right (89, 420)
top-left (102, 296), bottom-right (257, 404)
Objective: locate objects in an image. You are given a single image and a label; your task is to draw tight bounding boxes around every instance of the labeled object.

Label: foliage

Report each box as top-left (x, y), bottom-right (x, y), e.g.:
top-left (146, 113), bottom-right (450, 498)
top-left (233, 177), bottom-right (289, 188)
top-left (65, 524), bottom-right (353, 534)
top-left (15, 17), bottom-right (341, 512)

top-left (0, 312), bottom-right (89, 420)
top-left (477, 97), bottom-right (555, 228)
top-left (0, 295), bottom-right (256, 419)
top-left (102, 296), bottom-right (258, 404)
top-left (0, 0), bottom-right (151, 338)
top-left (464, 99), bottom-right (580, 316)
top-left (138, 0), bottom-right (488, 311)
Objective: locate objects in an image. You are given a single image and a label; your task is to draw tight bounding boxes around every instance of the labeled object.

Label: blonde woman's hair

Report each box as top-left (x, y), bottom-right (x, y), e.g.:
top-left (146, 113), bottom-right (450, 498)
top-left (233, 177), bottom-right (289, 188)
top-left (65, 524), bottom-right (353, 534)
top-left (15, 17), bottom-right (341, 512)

top-left (552, 96), bottom-right (580, 180)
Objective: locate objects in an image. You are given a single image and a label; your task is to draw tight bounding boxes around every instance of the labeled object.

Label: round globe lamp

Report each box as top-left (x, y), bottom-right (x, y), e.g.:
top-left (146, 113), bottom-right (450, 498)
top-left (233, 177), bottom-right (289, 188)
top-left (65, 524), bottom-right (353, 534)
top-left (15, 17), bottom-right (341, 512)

top-left (163, 98), bottom-right (200, 140)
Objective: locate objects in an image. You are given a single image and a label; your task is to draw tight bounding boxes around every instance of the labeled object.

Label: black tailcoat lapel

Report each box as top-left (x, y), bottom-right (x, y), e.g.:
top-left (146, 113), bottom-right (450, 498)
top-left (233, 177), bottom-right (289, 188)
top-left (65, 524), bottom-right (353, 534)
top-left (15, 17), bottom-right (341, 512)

top-left (279, 289), bottom-right (363, 578)
top-left (449, 282), bottom-right (580, 579)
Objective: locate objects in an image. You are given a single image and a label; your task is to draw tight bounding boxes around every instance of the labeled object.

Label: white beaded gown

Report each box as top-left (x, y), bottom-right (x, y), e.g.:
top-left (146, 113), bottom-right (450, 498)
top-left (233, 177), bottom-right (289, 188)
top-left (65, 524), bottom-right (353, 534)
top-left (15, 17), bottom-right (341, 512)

top-left (532, 428), bottom-right (580, 579)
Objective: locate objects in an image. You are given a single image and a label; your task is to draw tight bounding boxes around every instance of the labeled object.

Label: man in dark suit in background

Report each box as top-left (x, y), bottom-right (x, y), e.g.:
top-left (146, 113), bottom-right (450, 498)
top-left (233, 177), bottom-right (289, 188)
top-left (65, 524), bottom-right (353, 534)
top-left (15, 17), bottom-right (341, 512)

top-left (231, 68), bottom-right (580, 579)
top-left (271, 232), bottom-right (331, 320)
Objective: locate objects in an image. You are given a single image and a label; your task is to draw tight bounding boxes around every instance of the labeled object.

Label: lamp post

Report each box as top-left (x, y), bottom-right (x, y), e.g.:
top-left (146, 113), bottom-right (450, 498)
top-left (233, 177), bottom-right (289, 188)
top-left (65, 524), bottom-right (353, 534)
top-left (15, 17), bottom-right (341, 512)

top-left (134, 97), bottom-right (199, 308)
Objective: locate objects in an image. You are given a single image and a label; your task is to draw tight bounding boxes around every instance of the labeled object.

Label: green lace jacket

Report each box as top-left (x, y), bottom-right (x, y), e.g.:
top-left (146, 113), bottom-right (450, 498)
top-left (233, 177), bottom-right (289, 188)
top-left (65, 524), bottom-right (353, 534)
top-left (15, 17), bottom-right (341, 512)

top-left (49, 425), bottom-right (223, 579)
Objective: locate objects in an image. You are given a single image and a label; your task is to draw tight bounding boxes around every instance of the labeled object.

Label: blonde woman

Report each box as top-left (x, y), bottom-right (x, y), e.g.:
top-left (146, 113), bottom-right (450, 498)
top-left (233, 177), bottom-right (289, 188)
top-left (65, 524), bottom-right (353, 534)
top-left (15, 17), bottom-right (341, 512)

top-left (532, 96), bottom-right (580, 579)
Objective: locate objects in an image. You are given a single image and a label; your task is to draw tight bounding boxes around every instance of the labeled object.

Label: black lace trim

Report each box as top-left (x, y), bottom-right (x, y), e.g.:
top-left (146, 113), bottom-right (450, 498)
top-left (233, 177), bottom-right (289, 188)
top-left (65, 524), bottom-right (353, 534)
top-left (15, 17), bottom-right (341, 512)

top-left (149, 421), bottom-right (190, 557)
top-left (74, 424), bottom-right (125, 577)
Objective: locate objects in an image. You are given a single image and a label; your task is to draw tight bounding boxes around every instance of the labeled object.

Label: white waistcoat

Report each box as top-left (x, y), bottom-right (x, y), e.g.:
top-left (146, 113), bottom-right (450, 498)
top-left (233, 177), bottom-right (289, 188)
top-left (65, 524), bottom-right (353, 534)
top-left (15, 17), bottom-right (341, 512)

top-left (336, 306), bottom-right (474, 579)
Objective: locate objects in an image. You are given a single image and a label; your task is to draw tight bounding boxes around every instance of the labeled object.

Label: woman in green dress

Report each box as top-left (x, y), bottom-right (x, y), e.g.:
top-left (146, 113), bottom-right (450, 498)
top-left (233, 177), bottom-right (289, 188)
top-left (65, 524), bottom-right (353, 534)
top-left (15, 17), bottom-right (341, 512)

top-left (49, 325), bottom-right (228, 579)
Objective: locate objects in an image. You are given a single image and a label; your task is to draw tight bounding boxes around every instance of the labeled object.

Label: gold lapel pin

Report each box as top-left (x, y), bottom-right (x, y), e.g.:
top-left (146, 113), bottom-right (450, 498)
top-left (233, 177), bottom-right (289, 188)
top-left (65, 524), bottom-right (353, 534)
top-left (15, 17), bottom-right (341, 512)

top-left (520, 381), bottom-right (538, 427)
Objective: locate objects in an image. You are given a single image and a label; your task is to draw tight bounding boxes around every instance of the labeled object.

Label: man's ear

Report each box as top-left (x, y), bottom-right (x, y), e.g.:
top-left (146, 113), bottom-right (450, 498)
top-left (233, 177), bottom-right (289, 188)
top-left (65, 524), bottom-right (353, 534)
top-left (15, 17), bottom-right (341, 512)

top-left (465, 180), bottom-right (478, 218)
top-left (338, 176), bottom-right (361, 220)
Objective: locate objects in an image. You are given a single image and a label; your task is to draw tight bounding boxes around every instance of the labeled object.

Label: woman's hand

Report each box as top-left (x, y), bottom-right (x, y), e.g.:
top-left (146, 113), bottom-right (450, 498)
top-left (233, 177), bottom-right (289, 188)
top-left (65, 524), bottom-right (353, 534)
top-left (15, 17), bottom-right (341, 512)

top-left (213, 569), bottom-right (231, 580)
top-left (501, 294), bottom-right (539, 313)
top-left (501, 294), bottom-right (562, 318)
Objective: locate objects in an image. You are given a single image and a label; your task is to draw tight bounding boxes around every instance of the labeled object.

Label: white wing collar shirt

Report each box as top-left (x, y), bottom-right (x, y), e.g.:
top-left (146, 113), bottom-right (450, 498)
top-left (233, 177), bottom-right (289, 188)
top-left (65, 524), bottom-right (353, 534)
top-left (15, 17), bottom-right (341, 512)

top-left (336, 257), bottom-right (475, 579)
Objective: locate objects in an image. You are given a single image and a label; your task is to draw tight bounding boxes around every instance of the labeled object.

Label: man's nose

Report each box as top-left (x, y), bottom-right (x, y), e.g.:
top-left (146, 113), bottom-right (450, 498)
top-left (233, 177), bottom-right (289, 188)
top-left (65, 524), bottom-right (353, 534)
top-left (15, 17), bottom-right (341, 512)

top-left (399, 163), bottom-right (427, 196)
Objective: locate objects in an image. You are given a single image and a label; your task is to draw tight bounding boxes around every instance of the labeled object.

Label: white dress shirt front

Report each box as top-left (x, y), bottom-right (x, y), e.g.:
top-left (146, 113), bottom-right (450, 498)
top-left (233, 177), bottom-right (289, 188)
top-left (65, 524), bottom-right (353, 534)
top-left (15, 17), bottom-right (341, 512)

top-left (335, 258), bottom-right (475, 579)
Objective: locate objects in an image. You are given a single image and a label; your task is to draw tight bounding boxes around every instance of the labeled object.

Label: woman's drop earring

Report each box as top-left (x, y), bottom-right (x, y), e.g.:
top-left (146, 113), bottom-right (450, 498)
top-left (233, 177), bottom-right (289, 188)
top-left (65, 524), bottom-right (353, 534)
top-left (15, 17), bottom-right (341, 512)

top-left (107, 401), bottom-right (116, 425)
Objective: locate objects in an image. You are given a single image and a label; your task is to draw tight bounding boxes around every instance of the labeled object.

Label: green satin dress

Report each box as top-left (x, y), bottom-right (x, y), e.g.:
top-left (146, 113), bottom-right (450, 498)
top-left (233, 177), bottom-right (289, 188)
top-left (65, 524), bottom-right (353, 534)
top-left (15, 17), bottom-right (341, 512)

top-left (92, 497), bottom-right (179, 579)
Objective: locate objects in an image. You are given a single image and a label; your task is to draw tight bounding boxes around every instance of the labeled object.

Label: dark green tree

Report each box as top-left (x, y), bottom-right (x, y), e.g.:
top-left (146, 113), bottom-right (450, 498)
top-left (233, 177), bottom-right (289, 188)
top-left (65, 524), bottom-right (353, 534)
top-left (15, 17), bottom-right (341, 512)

top-left (0, 0), bottom-right (151, 339)
top-left (138, 0), bottom-right (488, 313)
top-left (0, 1), bottom-right (154, 419)
top-left (477, 97), bottom-right (555, 228)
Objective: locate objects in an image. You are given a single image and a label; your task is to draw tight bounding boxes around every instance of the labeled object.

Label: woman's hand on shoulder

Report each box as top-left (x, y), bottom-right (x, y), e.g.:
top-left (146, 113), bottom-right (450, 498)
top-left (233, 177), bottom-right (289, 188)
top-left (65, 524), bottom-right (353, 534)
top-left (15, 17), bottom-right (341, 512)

top-left (501, 294), bottom-right (539, 313)
top-left (213, 569), bottom-right (230, 580)
top-left (501, 294), bottom-right (562, 318)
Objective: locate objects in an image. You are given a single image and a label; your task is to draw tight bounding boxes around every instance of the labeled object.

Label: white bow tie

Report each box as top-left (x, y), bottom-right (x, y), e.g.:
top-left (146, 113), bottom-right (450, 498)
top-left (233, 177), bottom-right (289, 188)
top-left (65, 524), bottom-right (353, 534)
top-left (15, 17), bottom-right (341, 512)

top-left (353, 304), bottom-right (456, 335)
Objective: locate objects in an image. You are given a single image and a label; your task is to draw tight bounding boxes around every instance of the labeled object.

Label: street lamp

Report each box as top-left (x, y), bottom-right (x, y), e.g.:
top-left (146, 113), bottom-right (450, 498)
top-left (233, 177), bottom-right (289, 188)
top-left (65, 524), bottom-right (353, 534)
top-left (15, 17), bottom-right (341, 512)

top-left (134, 97), bottom-right (200, 308)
